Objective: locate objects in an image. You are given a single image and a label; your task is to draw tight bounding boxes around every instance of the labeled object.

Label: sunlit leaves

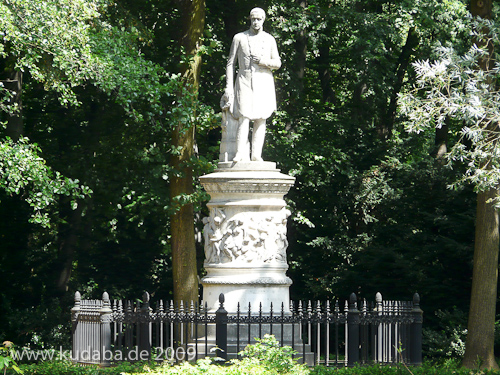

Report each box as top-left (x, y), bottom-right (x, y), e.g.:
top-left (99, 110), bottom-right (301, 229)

top-left (0, 0), bottom-right (102, 106)
top-left (0, 0), bottom-right (178, 125)
top-left (399, 16), bottom-right (500, 199)
top-left (0, 137), bottom-right (92, 227)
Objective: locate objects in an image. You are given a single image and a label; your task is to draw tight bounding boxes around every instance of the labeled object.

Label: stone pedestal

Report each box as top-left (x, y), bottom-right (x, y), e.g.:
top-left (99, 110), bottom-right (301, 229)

top-left (197, 161), bottom-right (313, 364)
top-left (200, 161), bottom-right (295, 314)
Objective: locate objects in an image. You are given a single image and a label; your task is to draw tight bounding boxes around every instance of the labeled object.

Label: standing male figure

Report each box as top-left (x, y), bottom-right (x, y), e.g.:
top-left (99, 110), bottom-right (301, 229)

top-left (222, 7), bottom-right (281, 162)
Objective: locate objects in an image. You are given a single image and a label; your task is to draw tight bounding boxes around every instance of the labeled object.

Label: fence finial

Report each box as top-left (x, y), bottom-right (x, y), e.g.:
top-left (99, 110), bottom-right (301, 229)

top-left (219, 293), bottom-right (225, 307)
top-left (349, 292), bottom-right (357, 306)
top-left (102, 292), bottom-right (110, 305)
top-left (71, 291), bottom-right (81, 322)
top-left (413, 292), bottom-right (420, 306)
top-left (376, 292), bottom-right (382, 303)
top-left (141, 292), bottom-right (151, 313)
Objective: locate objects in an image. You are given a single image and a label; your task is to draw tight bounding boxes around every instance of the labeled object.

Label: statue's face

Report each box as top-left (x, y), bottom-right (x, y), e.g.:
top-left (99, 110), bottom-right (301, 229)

top-left (250, 14), bottom-right (264, 32)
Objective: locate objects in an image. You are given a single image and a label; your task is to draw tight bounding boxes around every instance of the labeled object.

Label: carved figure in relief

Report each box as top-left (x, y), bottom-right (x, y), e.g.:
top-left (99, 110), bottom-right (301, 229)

top-left (224, 220), bottom-right (254, 262)
top-left (203, 208), bottom-right (291, 265)
top-left (203, 208), bottom-right (226, 264)
top-left (220, 7), bottom-right (281, 162)
top-left (274, 208), bottom-right (291, 262)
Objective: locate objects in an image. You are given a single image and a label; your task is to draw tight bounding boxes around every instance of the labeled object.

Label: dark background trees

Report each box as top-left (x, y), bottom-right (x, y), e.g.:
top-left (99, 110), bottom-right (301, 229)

top-left (0, 0), bottom-right (496, 365)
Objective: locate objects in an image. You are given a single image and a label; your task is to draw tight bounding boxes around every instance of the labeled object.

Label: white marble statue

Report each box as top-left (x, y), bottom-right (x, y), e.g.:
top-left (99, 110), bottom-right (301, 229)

top-left (220, 7), bottom-right (281, 162)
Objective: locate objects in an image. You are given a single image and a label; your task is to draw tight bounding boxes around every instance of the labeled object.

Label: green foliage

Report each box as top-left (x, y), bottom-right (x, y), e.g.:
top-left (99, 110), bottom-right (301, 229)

top-left (399, 15), bottom-right (500, 199)
top-left (0, 0), bottom-right (214, 348)
top-left (0, 0), bottom-right (103, 108)
top-left (119, 335), bottom-right (308, 375)
top-left (236, 334), bottom-right (308, 375)
top-left (257, 0), bottom-right (476, 308)
top-left (0, 0), bottom-right (168, 119)
top-left (1, 342), bottom-right (23, 375)
top-left (310, 361), bottom-right (500, 375)
top-left (423, 308), bottom-right (468, 360)
top-left (2, 297), bottom-right (73, 351)
top-left (14, 358), bottom-right (500, 375)
top-left (17, 360), bottom-right (161, 375)
top-left (0, 136), bottom-right (91, 227)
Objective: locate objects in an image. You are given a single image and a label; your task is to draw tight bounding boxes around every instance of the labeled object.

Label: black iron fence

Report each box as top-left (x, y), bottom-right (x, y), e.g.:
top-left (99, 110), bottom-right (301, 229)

top-left (71, 291), bottom-right (422, 367)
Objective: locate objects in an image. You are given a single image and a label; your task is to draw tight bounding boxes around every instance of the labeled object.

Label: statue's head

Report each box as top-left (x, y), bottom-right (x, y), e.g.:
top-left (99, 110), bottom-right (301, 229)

top-left (250, 7), bottom-right (266, 20)
top-left (249, 7), bottom-right (265, 32)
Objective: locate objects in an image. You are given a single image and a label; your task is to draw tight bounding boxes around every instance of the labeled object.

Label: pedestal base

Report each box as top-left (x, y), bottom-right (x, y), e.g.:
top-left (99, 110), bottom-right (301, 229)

top-left (202, 263), bottom-right (292, 313)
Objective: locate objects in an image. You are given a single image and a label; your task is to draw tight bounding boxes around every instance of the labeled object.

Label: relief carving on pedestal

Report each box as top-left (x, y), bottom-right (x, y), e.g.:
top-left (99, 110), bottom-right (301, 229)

top-left (203, 208), bottom-right (290, 265)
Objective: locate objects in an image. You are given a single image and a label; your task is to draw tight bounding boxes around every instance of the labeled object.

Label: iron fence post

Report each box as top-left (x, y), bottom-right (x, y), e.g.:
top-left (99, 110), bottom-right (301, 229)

top-left (71, 291), bottom-right (81, 363)
top-left (410, 293), bottom-right (423, 365)
top-left (347, 293), bottom-right (360, 367)
top-left (139, 292), bottom-right (152, 360)
top-left (215, 293), bottom-right (228, 362)
top-left (374, 292), bottom-right (383, 363)
top-left (99, 292), bottom-right (113, 367)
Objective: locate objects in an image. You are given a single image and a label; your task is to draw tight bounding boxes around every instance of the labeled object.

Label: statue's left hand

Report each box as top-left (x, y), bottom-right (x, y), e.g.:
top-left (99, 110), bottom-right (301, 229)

top-left (250, 54), bottom-right (261, 65)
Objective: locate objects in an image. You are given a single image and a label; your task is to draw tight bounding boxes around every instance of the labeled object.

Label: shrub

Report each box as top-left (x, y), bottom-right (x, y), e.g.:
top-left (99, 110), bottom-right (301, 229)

top-left (1, 341), bottom-right (23, 375)
top-left (121, 334), bottom-right (308, 375)
top-left (423, 309), bottom-right (468, 360)
top-left (236, 334), bottom-right (307, 374)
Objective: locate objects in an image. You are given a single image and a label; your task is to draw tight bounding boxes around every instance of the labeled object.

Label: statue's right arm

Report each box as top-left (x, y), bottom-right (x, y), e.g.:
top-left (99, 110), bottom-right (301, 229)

top-left (225, 35), bottom-right (239, 97)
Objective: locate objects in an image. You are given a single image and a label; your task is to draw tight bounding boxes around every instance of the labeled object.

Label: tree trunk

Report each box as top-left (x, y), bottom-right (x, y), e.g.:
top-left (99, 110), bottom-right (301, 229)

top-left (56, 198), bottom-right (83, 293)
top-left (434, 119), bottom-right (448, 162)
top-left (315, 42), bottom-right (336, 104)
top-left (1, 60), bottom-right (23, 141)
top-left (294, 0), bottom-right (307, 97)
top-left (170, 0), bottom-right (205, 304)
top-left (170, 126), bottom-right (199, 304)
top-left (463, 189), bottom-right (499, 369)
top-left (383, 27), bottom-right (418, 140)
top-left (463, 0), bottom-right (498, 369)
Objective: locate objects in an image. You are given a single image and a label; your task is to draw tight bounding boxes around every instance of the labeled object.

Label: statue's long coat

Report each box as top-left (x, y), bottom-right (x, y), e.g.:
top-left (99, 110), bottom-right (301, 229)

top-left (226, 30), bottom-right (281, 120)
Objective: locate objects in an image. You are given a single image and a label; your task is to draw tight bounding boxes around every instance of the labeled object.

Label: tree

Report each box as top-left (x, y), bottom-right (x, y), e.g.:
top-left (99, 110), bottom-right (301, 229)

top-left (462, 0), bottom-right (498, 369)
top-left (170, 0), bottom-right (206, 303)
top-left (400, 1), bottom-right (500, 368)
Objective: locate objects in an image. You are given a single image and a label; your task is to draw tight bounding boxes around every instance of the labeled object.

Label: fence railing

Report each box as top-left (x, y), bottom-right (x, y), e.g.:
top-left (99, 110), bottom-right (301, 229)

top-left (71, 291), bottom-right (422, 367)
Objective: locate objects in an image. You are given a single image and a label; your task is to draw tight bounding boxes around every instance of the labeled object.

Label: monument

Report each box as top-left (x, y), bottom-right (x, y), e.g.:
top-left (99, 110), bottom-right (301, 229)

top-left (199, 8), bottom-right (309, 358)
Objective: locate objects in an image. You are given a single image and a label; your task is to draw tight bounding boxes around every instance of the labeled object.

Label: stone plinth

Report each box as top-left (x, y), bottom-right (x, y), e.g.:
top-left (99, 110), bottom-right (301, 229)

top-left (200, 161), bottom-right (295, 313)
